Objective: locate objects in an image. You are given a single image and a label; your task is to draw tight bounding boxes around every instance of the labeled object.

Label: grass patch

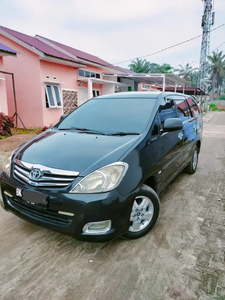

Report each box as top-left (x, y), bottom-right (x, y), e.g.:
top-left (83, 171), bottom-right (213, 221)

top-left (0, 134), bottom-right (11, 140)
top-left (209, 104), bottom-right (225, 111)
top-left (11, 128), bottom-right (42, 135)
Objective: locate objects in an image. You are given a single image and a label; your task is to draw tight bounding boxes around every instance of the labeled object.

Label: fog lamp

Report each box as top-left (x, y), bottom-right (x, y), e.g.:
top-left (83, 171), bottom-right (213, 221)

top-left (83, 220), bottom-right (111, 234)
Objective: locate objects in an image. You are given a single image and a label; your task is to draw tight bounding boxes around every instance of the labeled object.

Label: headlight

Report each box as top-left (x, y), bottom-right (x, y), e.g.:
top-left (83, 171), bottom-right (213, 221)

top-left (2, 153), bottom-right (12, 176)
top-left (70, 162), bottom-right (128, 193)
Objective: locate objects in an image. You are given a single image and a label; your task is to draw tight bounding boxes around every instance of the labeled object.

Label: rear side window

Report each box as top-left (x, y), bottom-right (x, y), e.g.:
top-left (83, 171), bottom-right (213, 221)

top-left (159, 99), bottom-right (177, 126)
top-left (175, 99), bottom-right (192, 122)
top-left (187, 97), bottom-right (199, 118)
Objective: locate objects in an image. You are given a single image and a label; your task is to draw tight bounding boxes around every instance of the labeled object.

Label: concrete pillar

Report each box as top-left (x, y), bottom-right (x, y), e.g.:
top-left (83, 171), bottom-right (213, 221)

top-left (88, 78), bottom-right (93, 99)
top-left (163, 75), bottom-right (166, 92)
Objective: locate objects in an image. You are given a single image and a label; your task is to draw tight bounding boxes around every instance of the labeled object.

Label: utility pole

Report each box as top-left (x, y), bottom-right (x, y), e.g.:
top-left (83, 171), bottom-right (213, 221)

top-left (199, 0), bottom-right (215, 92)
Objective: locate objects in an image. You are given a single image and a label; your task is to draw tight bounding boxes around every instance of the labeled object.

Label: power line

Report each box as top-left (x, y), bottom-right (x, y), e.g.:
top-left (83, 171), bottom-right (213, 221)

top-left (114, 23), bottom-right (225, 65)
top-left (213, 41), bottom-right (225, 51)
top-left (192, 40), bottom-right (225, 67)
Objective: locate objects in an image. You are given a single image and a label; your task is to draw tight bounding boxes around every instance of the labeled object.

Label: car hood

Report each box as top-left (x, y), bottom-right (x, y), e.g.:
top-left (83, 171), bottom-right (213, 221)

top-left (16, 130), bottom-right (140, 176)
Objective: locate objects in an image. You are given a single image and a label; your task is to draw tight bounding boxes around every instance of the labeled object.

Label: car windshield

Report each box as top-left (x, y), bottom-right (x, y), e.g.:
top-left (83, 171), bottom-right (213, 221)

top-left (57, 98), bottom-right (156, 134)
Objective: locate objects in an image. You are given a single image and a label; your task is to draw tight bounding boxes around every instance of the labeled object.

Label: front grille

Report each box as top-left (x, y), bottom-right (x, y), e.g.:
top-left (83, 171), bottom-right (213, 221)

top-left (13, 159), bottom-right (79, 188)
top-left (9, 198), bottom-right (73, 226)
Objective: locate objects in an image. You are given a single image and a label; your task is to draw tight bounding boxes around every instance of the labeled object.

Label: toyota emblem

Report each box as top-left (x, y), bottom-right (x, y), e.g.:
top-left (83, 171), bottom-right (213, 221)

top-left (29, 168), bottom-right (42, 180)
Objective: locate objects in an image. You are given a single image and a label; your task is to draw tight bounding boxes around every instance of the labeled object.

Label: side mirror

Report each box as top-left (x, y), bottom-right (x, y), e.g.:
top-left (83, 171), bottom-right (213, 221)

top-left (163, 118), bottom-right (183, 132)
top-left (59, 114), bottom-right (68, 122)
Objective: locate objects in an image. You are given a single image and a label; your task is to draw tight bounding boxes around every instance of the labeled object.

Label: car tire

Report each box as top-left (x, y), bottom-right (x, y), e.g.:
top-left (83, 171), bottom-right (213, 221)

top-left (122, 184), bottom-right (160, 240)
top-left (185, 146), bottom-right (199, 174)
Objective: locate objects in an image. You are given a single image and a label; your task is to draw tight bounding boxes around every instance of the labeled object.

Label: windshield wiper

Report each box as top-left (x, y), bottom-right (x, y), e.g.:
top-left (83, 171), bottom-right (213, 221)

top-left (58, 127), bottom-right (106, 135)
top-left (107, 132), bottom-right (140, 136)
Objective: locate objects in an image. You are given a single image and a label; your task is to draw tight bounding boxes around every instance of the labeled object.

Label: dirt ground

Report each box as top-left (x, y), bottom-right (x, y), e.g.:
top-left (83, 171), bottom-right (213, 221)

top-left (0, 112), bottom-right (225, 300)
top-left (0, 134), bottom-right (35, 168)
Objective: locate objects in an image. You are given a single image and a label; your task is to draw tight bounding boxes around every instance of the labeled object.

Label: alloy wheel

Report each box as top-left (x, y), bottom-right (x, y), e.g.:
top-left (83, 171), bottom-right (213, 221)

top-left (129, 196), bottom-right (154, 232)
top-left (192, 150), bottom-right (198, 170)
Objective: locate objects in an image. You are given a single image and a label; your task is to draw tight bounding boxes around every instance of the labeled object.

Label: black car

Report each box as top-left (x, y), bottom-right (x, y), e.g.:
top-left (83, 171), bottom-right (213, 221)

top-left (0, 92), bottom-right (203, 242)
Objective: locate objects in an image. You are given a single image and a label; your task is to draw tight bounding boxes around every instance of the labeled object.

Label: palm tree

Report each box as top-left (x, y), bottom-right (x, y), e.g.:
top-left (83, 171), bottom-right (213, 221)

top-left (175, 63), bottom-right (197, 81)
top-left (190, 71), bottom-right (200, 88)
top-left (129, 58), bottom-right (151, 73)
top-left (157, 63), bottom-right (174, 74)
top-left (208, 51), bottom-right (225, 99)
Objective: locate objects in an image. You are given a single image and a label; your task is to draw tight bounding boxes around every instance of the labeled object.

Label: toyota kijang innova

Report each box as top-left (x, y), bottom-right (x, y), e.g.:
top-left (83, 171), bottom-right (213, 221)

top-left (0, 92), bottom-right (203, 242)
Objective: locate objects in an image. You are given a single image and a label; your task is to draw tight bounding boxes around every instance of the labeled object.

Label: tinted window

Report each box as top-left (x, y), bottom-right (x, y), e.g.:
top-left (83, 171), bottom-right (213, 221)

top-left (46, 85), bottom-right (54, 106)
top-left (187, 97), bottom-right (199, 117)
top-left (58, 98), bottom-right (156, 134)
top-left (54, 86), bottom-right (61, 106)
top-left (175, 99), bottom-right (191, 122)
top-left (85, 71), bottom-right (90, 77)
top-left (159, 98), bottom-right (177, 126)
top-left (78, 69), bottom-right (85, 76)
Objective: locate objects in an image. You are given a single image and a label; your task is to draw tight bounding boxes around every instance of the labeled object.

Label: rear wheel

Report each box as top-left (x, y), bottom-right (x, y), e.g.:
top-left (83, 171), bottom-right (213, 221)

top-left (123, 185), bottom-right (160, 239)
top-left (185, 147), bottom-right (198, 174)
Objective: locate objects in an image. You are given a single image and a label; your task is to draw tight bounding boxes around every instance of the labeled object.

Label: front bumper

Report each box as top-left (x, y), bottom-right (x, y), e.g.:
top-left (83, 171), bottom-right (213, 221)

top-left (0, 172), bottom-right (135, 242)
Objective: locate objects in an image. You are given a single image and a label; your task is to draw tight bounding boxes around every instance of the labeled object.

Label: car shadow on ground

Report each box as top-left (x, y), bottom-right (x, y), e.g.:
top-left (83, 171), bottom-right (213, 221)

top-left (14, 171), bottom-right (188, 257)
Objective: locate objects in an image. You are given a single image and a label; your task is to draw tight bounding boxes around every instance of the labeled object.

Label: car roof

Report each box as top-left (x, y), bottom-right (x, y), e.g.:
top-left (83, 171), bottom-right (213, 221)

top-left (97, 91), bottom-right (187, 99)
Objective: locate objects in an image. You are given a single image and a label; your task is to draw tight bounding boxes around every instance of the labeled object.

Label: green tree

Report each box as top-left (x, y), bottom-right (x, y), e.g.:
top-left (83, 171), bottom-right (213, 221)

top-left (175, 63), bottom-right (197, 81)
top-left (155, 63), bottom-right (174, 74)
top-left (129, 59), bottom-right (174, 74)
top-left (208, 51), bottom-right (225, 99)
top-left (190, 71), bottom-right (200, 88)
top-left (129, 58), bottom-right (151, 73)
top-left (149, 63), bottom-right (174, 73)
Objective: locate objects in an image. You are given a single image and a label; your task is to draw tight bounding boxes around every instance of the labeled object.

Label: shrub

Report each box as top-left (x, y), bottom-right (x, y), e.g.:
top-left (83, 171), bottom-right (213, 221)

top-left (209, 103), bottom-right (217, 111)
top-left (218, 95), bottom-right (225, 100)
top-left (36, 125), bottom-right (52, 134)
top-left (0, 113), bottom-right (14, 137)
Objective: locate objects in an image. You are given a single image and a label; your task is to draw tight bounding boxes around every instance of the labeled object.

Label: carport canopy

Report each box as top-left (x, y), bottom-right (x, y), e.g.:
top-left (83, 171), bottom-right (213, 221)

top-left (103, 73), bottom-right (191, 92)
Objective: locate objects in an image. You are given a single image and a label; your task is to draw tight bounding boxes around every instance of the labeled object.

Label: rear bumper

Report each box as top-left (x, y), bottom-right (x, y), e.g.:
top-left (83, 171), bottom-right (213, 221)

top-left (0, 172), bottom-right (136, 242)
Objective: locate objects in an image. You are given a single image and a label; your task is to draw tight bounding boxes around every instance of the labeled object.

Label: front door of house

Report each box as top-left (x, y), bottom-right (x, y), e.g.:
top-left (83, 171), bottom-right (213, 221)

top-left (62, 89), bottom-right (78, 114)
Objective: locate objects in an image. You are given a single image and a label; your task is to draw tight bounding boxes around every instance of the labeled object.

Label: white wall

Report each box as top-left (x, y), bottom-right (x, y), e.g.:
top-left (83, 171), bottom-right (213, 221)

top-left (119, 78), bottom-right (135, 92)
top-left (102, 83), bottom-right (115, 95)
top-left (103, 75), bottom-right (117, 82)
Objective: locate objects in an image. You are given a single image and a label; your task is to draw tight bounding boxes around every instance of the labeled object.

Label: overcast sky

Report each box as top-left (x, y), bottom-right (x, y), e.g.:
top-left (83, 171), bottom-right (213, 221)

top-left (0, 0), bottom-right (225, 69)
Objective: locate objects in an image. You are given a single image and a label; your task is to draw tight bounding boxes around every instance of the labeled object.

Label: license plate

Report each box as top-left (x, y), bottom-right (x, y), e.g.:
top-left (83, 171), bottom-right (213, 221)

top-left (16, 188), bottom-right (47, 208)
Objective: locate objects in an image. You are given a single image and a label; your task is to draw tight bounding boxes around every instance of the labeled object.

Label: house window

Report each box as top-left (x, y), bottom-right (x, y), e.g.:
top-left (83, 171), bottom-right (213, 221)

top-left (78, 69), bottom-right (101, 79)
top-left (85, 71), bottom-right (90, 77)
top-left (92, 90), bottom-right (100, 98)
top-left (45, 85), bottom-right (62, 108)
top-left (142, 84), bottom-right (150, 90)
top-left (78, 69), bottom-right (85, 76)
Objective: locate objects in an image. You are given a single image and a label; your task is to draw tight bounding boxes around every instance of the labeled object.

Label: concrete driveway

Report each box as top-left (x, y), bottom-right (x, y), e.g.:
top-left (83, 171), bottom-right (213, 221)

top-left (0, 112), bottom-right (225, 300)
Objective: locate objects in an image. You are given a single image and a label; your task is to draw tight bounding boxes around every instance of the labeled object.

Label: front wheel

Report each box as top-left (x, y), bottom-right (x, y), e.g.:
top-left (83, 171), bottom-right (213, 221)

top-left (122, 185), bottom-right (160, 239)
top-left (185, 147), bottom-right (198, 174)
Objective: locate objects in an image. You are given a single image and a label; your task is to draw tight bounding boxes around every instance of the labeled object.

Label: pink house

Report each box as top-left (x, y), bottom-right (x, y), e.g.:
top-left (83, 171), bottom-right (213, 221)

top-left (0, 25), bottom-right (130, 128)
top-left (0, 42), bottom-right (17, 115)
